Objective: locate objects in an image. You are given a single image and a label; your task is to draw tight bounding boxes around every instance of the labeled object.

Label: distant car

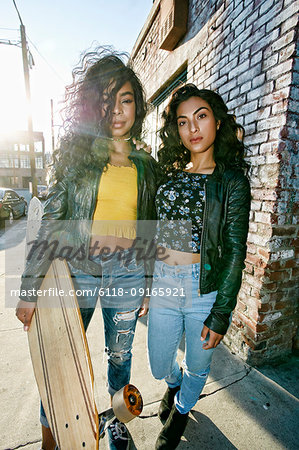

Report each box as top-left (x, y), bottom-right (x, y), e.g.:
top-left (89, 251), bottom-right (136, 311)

top-left (0, 188), bottom-right (27, 223)
top-left (37, 185), bottom-right (48, 200)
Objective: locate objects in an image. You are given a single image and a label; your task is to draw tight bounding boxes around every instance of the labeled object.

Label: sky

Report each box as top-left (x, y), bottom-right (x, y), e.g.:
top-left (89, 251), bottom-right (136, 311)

top-left (0, 0), bottom-right (153, 152)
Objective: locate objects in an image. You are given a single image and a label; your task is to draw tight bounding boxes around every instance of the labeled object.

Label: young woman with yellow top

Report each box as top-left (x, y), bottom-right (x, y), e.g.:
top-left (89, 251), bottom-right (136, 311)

top-left (16, 47), bottom-right (161, 450)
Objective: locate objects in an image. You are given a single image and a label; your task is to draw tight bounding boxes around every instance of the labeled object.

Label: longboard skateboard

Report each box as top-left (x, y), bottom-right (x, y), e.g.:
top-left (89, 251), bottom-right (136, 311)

top-left (26, 197), bottom-right (99, 449)
top-left (25, 197), bottom-right (143, 449)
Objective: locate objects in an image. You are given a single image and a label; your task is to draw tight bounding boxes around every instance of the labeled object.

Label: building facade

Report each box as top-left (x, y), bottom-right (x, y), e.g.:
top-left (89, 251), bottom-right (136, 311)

top-left (0, 130), bottom-right (47, 189)
top-left (131, 0), bottom-right (298, 365)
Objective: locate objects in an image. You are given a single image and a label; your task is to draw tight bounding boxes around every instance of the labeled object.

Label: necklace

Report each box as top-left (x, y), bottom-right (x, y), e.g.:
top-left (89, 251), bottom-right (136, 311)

top-left (108, 162), bottom-right (134, 168)
top-left (96, 135), bottom-right (131, 143)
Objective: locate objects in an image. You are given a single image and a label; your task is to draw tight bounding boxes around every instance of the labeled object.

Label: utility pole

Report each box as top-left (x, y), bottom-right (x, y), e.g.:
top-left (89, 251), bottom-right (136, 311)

top-left (13, 1), bottom-right (37, 197)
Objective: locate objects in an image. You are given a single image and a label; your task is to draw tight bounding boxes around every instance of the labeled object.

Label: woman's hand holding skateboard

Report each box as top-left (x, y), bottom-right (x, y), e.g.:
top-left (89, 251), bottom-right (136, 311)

top-left (16, 300), bottom-right (36, 331)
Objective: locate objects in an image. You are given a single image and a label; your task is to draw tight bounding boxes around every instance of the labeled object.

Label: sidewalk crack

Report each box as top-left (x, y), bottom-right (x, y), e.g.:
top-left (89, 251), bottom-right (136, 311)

top-left (139, 367), bottom-right (252, 419)
top-left (199, 367), bottom-right (252, 400)
top-left (5, 438), bottom-right (41, 450)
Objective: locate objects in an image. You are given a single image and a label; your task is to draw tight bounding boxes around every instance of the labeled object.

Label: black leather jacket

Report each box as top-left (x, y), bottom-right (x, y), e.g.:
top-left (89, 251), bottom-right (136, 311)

top-left (20, 149), bottom-right (161, 301)
top-left (21, 153), bottom-right (250, 336)
top-left (200, 166), bottom-right (250, 335)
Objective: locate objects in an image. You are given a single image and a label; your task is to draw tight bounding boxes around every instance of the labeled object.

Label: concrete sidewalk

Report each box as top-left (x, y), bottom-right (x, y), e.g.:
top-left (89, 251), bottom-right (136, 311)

top-left (0, 229), bottom-right (298, 449)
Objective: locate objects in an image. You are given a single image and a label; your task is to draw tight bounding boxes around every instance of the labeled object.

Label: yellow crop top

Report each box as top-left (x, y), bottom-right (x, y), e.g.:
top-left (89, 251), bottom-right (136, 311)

top-left (91, 163), bottom-right (138, 239)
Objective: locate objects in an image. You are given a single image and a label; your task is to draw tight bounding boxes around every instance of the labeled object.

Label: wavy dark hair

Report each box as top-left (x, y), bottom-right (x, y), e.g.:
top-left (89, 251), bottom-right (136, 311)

top-left (52, 46), bottom-right (147, 180)
top-left (158, 84), bottom-right (248, 174)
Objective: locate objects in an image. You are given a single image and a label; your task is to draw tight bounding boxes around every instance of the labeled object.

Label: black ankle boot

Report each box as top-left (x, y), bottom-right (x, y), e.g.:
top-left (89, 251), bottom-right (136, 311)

top-left (155, 404), bottom-right (189, 449)
top-left (158, 385), bottom-right (180, 423)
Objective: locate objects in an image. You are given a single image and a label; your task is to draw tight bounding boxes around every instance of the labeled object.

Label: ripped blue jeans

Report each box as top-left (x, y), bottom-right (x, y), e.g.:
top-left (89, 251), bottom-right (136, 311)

top-left (41, 249), bottom-right (145, 428)
top-left (148, 260), bottom-right (217, 414)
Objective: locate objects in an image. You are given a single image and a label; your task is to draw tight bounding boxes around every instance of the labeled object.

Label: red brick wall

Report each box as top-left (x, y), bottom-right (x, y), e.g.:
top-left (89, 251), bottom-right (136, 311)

top-left (131, 0), bottom-right (298, 364)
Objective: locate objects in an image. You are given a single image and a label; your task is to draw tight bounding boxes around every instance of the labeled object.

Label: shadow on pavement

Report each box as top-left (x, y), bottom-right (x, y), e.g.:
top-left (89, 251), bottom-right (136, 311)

top-left (137, 315), bottom-right (299, 449)
top-left (182, 411), bottom-right (237, 449)
top-left (258, 354), bottom-right (299, 399)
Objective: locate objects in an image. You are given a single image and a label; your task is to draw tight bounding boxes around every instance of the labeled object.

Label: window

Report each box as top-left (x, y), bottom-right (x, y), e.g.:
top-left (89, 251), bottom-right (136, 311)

top-left (35, 141), bottom-right (43, 152)
top-left (151, 67), bottom-right (187, 107)
top-left (35, 156), bottom-right (43, 169)
top-left (4, 190), bottom-right (19, 200)
top-left (0, 154), bottom-right (13, 168)
top-left (9, 177), bottom-right (19, 187)
top-left (22, 177), bottom-right (31, 188)
top-left (146, 67), bottom-right (187, 158)
top-left (20, 155), bottom-right (31, 168)
top-left (0, 155), bottom-right (9, 168)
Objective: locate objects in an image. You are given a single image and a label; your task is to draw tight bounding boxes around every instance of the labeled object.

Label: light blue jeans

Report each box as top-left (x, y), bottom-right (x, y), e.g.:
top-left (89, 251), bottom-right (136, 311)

top-left (148, 260), bottom-right (217, 414)
top-left (41, 249), bottom-right (145, 428)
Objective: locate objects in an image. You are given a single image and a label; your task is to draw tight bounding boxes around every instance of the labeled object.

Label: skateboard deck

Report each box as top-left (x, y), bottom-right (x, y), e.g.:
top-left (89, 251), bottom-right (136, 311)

top-left (26, 197), bottom-right (99, 449)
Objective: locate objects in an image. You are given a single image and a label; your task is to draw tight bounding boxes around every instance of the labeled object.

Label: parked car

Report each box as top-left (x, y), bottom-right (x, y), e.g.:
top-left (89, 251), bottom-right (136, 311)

top-left (0, 188), bottom-right (27, 223)
top-left (37, 184), bottom-right (48, 200)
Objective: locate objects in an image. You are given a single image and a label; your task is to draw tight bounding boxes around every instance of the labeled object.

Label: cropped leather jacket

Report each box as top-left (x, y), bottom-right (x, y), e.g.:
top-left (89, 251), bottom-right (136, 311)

top-left (20, 149), bottom-right (161, 302)
top-left (199, 166), bottom-right (251, 335)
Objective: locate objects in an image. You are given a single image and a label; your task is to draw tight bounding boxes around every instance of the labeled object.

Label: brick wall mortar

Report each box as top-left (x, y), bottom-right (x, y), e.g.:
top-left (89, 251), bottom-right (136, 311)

top-left (131, 0), bottom-right (298, 365)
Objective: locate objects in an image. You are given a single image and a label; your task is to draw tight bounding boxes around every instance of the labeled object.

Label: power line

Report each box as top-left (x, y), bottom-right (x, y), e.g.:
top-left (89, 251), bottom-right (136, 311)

top-left (26, 35), bottom-right (67, 85)
top-left (8, 0), bottom-right (66, 85)
top-left (0, 27), bottom-right (19, 31)
top-left (0, 39), bottom-right (21, 47)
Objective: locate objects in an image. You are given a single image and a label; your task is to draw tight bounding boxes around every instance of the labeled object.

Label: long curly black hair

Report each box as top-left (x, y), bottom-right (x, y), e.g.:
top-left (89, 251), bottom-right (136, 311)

top-left (52, 46), bottom-right (147, 180)
top-left (158, 84), bottom-right (248, 174)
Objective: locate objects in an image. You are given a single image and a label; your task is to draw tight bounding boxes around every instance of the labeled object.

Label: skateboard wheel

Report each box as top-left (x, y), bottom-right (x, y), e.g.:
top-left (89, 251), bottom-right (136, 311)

top-left (112, 384), bottom-right (143, 423)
